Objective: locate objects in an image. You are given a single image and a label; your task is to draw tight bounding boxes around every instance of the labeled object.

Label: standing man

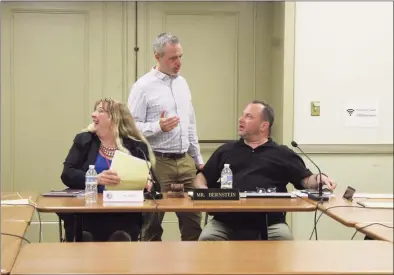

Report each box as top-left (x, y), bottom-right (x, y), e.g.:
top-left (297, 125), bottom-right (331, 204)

top-left (128, 33), bottom-right (203, 241)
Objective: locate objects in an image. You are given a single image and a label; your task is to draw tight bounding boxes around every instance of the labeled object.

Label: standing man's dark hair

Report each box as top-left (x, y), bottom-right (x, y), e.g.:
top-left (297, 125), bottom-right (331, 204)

top-left (252, 100), bottom-right (275, 135)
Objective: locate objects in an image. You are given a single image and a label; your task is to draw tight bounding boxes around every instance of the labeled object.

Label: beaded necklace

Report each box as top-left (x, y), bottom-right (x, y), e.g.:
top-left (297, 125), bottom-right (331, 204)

top-left (100, 143), bottom-right (117, 157)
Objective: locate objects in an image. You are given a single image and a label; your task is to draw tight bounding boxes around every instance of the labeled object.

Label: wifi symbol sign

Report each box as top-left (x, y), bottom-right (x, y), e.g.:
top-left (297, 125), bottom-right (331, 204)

top-left (346, 109), bottom-right (355, 116)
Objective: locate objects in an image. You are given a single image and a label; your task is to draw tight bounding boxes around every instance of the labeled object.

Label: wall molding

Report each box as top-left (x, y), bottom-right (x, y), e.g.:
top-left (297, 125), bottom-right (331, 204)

top-left (297, 144), bottom-right (393, 154)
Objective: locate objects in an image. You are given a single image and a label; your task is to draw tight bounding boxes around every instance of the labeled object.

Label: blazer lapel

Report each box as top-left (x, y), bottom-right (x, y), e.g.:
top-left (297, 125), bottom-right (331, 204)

top-left (85, 135), bottom-right (100, 169)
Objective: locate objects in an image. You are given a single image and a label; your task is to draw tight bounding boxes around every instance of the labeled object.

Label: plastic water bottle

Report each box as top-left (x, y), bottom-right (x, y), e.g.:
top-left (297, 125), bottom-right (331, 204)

top-left (220, 164), bottom-right (233, 189)
top-left (85, 165), bottom-right (98, 204)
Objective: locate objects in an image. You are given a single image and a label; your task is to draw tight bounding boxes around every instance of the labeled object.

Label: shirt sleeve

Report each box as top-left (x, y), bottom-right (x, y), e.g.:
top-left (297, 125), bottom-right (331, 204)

top-left (200, 145), bottom-right (226, 188)
top-left (285, 147), bottom-right (313, 190)
top-left (187, 100), bottom-right (204, 165)
top-left (128, 84), bottom-right (162, 137)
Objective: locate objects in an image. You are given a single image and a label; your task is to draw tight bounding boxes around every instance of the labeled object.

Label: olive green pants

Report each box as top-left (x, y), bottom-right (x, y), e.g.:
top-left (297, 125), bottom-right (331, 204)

top-left (141, 154), bottom-right (202, 241)
top-left (199, 219), bottom-right (293, 241)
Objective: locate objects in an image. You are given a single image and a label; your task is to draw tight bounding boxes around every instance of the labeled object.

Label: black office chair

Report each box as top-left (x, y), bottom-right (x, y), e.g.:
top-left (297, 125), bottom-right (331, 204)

top-left (56, 213), bottom-right (75, 242)
top-left (57, 213), bottom-right (143, 242)
top-left (58, 216), bottom-right (65, 242)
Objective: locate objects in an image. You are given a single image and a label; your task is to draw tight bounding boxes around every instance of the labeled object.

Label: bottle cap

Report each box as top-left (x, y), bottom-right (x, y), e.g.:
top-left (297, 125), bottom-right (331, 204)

top-left (89, 165), bottom-right (95, 169)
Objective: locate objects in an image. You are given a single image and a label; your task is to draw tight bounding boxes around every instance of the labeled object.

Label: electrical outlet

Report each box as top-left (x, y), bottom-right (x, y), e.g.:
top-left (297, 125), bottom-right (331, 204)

top-left (311, 101), bottom-right (320, 116)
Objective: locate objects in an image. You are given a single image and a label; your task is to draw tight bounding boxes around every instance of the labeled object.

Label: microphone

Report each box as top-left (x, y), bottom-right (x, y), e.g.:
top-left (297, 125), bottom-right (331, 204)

top-left (291, 141), bottom-right (329, 202)
top-left (136, 147), bottom-right (163, 200)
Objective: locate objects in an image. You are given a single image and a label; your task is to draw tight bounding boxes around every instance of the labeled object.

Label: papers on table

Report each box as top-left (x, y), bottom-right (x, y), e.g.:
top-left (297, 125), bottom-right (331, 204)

top-left (353, 193), bottom-right (394, 199)
top-left (291, 190), bottom-right (335, 198)
top-left (240, 192), bottom-right (296, 198)
top-left (41, 190), bottom-right (84, 197)
top-left (357, 201), bottom-right (394, 209)
top-left (107, 150), bottom-right (150, 191)
top-left (1, 199), bottom-right (30, 206)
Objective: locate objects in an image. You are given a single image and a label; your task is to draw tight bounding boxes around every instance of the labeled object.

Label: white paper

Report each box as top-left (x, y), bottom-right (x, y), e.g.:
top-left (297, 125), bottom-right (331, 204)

top-left (107, 150), bottom-right (150, 191)
top-left (353, 193), bottom-right (394, 199)
top-left (343, 101), bottom-right (379, 128)
top-left (358, 201), bottom-right (393, 209)
top-left (292, 190), bottom-right (336, 198)
top-left (1, 199), bottom-right (30, 205)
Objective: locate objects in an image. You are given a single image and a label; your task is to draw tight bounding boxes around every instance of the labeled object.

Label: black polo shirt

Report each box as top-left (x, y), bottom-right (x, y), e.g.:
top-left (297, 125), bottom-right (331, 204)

top-left (201, 138), bottom-right (313, 229)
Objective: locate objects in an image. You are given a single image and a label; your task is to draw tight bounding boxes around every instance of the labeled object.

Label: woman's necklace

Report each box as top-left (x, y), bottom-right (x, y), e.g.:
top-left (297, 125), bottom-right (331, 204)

top-left (100, 143), bottom-right (117, 157)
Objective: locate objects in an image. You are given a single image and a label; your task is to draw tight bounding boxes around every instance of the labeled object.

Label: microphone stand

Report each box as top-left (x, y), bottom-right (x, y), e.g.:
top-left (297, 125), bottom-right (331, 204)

top-left (291, 141), bottom-right (329, 202)
top-left (137, 147), bottom-right (163, 200)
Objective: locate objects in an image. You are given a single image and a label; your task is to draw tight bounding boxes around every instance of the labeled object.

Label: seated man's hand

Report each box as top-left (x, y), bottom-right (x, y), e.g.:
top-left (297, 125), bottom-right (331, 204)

top-left (318, 174), bottom-right (336, 190)
top-left (97, 170), bottom-right (120, 185)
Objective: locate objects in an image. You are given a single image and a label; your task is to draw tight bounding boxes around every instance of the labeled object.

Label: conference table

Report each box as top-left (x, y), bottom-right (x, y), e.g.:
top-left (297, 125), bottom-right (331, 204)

top-left (36, 193), bottom-right (316, 241)
top-left (10, 240), bottom-right (393, 274)
top-left (305, 195), bottom-right (393, 227)
top-left (36, 193), bottom-right (316, 213)
top-left (3, 191), bottom-right (394, 274)
top-left (1, 192), bottom-right (37, 275)
top-left (35, 192), bottom-right (394, 242)
top-left (355, 222), bottom-right (393, 242)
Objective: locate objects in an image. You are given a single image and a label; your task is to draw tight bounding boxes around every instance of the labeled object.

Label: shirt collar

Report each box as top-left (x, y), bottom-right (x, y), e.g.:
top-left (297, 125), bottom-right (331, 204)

top-left (151, 66), bottom-right (179, 81)
top-left (237, 137), bottom-right (276, 149)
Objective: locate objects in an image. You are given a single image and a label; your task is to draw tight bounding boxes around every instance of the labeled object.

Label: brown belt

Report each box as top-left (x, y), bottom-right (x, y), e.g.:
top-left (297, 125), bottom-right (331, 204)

top-left (153, 151), bottom-right (186, 160)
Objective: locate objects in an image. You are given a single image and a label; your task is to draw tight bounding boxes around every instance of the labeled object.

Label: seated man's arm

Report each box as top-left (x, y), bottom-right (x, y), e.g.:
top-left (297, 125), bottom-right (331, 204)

top-left (194, 145), bottom-right (225, 189)
top-left (195, 173), bottom-right (208, 189)
top-left (285, 148), bottom-right (336, 190)
top-left (302, 173), bottom-right (336, 190)
top-left (302, 174), bottom-right (319, 189)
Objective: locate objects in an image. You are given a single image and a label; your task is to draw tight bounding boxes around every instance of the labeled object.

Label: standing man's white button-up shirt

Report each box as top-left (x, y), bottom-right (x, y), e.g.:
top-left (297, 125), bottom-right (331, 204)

top-left (128, 68), bottom-right (203, 165)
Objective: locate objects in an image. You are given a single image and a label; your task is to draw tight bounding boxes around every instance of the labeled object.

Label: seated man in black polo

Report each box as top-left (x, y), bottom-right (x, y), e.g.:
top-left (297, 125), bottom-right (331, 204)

top-left (195, 100), bottom-right (336, 241)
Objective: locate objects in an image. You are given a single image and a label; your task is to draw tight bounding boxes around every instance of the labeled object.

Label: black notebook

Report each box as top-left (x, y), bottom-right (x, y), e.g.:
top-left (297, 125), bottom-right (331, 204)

top-left (41, 189), bottom-right (84, 197)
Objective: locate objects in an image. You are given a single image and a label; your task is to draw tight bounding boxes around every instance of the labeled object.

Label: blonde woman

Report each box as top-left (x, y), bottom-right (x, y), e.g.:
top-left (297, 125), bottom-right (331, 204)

top-left (59, 98), bottom-right (158, 242)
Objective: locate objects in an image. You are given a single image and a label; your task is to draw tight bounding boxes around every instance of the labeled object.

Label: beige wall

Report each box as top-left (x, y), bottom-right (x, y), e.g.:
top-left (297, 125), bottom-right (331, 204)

top-left (293, 2), bottom-right (393, 145)
top-left (285, 2), bottom-right (393, 240)
top-left (2, 1), bottom-right (392, 243)
top-left (1, 1), bottom-right (279, 242)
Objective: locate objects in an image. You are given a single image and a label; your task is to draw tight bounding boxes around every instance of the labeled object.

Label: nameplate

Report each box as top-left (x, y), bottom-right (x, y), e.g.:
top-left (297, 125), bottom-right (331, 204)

top-left (103, 190), bottom-right (144, 203)
top-left (193, 188), bottom-right (240, 200)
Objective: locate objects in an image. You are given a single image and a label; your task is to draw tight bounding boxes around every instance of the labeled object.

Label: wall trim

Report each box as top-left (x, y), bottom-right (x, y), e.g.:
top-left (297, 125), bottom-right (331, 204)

top-left (297, 144), bottom-right (393, 154)
top-left (201, 142), bottom-right (393, 154)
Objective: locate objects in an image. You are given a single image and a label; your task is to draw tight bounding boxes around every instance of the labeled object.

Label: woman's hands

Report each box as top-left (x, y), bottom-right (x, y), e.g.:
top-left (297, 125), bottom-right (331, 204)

top-left (145, 178), bottom-right (153, 192)
top-left (98, 170), bottom-right (154, 191)
top-left (97, 170), bottom-right (120, 186)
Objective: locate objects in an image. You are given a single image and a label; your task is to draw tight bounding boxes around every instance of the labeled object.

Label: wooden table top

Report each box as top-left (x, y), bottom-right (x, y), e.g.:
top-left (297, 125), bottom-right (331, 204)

top-left (1, 192), bottom-right (37, 222)
top-left (36, 194), bottom-right (157, 213)
top-left (0, 206), bottom-right (35, 222)
top-left (36, 193), bottom-right (316, 213)
top-left (1, 192), bottom-right (37, 275)
top-left (11, 241), bottom-right (393, 275)
top-left (355, 222), bottom-right (393, 242)
top-left (157, 194), bottom-right (316, 212)
top-left (1, 220), bottom-right (31, 275)
top-left (306, 195), bottom-right (393, 227)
